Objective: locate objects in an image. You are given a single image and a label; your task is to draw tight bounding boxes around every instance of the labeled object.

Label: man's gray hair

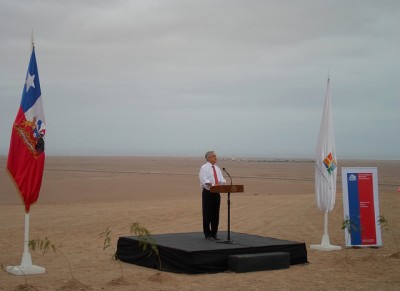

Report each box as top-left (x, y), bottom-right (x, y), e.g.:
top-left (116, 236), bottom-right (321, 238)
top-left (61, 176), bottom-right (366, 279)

top-left (205, 151), bottom-right (215, 160)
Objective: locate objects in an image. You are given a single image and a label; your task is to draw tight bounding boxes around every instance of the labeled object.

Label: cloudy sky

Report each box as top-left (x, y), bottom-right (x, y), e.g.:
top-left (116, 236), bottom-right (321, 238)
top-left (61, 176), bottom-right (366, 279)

top-left (1, 0), bottom-right (399, 159)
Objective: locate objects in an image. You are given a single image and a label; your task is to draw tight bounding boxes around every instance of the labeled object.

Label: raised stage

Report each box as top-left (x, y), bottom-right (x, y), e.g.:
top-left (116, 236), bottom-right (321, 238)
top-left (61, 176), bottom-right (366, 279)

top-left (116, 231), bottom-right (308, 274)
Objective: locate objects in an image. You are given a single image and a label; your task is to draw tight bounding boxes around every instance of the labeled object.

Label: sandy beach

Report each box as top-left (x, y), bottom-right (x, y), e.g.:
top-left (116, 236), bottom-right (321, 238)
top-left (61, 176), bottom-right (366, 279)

top-left (0, 156), bottom-right (399, 290)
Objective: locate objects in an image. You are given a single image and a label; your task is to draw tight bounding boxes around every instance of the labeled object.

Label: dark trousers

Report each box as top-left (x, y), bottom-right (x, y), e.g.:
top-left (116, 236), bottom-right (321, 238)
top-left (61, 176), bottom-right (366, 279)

top-left (202, 188), bottom-right (221, 238)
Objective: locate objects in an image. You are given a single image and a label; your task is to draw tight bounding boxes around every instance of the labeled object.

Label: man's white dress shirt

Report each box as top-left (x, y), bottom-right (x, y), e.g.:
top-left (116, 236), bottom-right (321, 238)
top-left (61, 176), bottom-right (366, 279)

top-left (199, 162), bottom-right (226, 190)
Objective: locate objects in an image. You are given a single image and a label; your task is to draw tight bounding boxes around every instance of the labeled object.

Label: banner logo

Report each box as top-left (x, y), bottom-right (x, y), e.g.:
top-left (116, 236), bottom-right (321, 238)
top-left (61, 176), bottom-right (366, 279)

top-left (348, 174), bottom-right (357, 182)
top-left (323, 152), bottom-right (337, 174)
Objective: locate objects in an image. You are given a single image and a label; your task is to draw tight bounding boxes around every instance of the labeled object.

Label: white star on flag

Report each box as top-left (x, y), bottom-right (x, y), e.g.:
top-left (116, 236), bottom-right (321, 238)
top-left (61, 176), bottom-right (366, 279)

top-left (25, 73), bottom-right (35, 93)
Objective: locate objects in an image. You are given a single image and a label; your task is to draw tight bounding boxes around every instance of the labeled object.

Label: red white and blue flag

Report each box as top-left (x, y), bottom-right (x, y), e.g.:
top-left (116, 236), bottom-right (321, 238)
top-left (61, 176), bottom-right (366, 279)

top-left (7, 45), bottom-right (46, 213)
top-left (342, 167), bottom-right (382, 247)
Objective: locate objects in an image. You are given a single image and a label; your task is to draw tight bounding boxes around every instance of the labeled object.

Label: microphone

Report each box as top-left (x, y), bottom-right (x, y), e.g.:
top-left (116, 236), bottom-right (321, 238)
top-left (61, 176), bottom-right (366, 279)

top-left (222, 168), bottom-right (233, 186)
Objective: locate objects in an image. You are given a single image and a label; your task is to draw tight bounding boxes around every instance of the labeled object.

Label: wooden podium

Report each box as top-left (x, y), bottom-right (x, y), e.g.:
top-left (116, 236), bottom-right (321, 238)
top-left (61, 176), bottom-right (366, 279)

top-left (210, 185), bottom-right (244, 194)
top-left (210, 184), bottom-right (244, 243)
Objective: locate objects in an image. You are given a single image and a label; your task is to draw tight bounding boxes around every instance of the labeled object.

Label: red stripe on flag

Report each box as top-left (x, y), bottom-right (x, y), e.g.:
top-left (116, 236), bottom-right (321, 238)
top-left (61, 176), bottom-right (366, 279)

top-left (358, 173), bottom-right (377, 245)
top-left (7, 107), bottom-right (45, 212)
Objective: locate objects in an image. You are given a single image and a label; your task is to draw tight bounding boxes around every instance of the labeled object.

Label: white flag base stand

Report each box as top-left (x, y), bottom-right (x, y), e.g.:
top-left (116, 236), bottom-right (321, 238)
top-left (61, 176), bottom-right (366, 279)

top-left (6, 213), bottom-right (45, 276)
top-left (6, 264), bottom-right (45, 276)
top-left (310, 235), bottom-right (342, 251)
top-left (310, 210), bottom-right (341, 251)
top-left (7, 266), bottom-right (45, 276)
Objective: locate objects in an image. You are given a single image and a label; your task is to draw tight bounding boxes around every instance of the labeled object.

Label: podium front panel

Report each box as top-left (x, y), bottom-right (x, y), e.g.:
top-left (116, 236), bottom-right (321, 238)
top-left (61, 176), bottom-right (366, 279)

top-left (210, 185), bottom-right (244, 193)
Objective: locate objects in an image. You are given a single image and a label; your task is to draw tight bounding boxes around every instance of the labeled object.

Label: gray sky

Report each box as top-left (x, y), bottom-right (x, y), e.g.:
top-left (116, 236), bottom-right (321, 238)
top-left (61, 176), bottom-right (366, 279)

top-left (1, 0), bottom-right (399, 159)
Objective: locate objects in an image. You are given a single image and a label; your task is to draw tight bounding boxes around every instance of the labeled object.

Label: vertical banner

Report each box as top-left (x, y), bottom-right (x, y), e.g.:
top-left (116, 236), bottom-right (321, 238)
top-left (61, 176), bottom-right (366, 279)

top-left (315, 78), bottom-right (337, 213)
top-left (342, 167), bottom-right (382, 247)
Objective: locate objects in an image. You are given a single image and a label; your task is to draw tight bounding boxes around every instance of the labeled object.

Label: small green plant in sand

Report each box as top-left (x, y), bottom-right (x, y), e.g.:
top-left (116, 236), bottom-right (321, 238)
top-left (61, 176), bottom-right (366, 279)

top-left (99, 223), bottom-right (161, 286)
top-left (130, 222), bottom-right (161, 270)
top-left (29, 237), bottom-right (73, 279)
top-left (378, 215), bottom-right (400, 258)
top-left (99, 226), bottom-right (125, 278)
top-left (29, 237), bottom-right (91, 290)
top-left (342, 216), bottom-right (360, 257)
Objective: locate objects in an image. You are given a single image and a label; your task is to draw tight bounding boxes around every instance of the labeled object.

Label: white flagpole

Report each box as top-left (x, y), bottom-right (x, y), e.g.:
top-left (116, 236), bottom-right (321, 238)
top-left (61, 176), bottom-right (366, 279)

top-left (6, 212), bottom-right (46, 275)
top-left (310, 210), bottom-right (341, 251)
top-left (31, 30), bottom-right (34, 51)
top-left (321, 210), bottom-right (330, 246)
top-left (22, 212), bottom-right (32, 266)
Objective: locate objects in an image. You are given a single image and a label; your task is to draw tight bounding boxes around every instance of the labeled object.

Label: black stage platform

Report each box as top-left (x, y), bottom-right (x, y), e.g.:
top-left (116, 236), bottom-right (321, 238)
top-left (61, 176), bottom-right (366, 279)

top-left (116, 231), bottom-right (308, 274)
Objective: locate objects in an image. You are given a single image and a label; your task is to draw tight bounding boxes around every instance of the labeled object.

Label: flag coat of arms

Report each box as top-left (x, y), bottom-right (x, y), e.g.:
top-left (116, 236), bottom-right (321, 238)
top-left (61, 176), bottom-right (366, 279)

top-left (315, 78), bottom-right (337, 212)
top-left (7, 46), bottom-right (46, 213)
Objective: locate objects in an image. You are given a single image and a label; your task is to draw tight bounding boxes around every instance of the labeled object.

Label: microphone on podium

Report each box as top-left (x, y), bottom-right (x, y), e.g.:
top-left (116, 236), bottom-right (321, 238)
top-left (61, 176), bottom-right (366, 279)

top-left (222, 167), bottom-right (232, 186)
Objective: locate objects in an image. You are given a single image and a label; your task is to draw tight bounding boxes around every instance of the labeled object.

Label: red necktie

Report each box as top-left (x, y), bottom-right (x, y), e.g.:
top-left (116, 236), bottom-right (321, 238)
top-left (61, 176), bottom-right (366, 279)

top-left (212, 166), bottom-right (219, 185)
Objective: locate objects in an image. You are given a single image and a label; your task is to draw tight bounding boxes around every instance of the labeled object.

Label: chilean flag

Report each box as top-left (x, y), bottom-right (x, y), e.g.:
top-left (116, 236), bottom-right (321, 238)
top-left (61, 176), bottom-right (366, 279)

top-left (7, 45), bottom-right (46, 213)
top-left (346, 172), bottom-right (377, 245)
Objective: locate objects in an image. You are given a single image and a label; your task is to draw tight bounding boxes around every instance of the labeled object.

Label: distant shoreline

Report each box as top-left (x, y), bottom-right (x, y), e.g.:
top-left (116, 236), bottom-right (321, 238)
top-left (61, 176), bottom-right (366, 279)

top-left (0, 155), bottom-right (399, 162)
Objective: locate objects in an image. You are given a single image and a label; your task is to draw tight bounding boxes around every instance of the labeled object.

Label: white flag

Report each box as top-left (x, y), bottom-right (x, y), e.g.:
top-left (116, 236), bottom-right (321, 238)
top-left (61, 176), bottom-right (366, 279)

top-left (315, 78), bottom-right (337, 212)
